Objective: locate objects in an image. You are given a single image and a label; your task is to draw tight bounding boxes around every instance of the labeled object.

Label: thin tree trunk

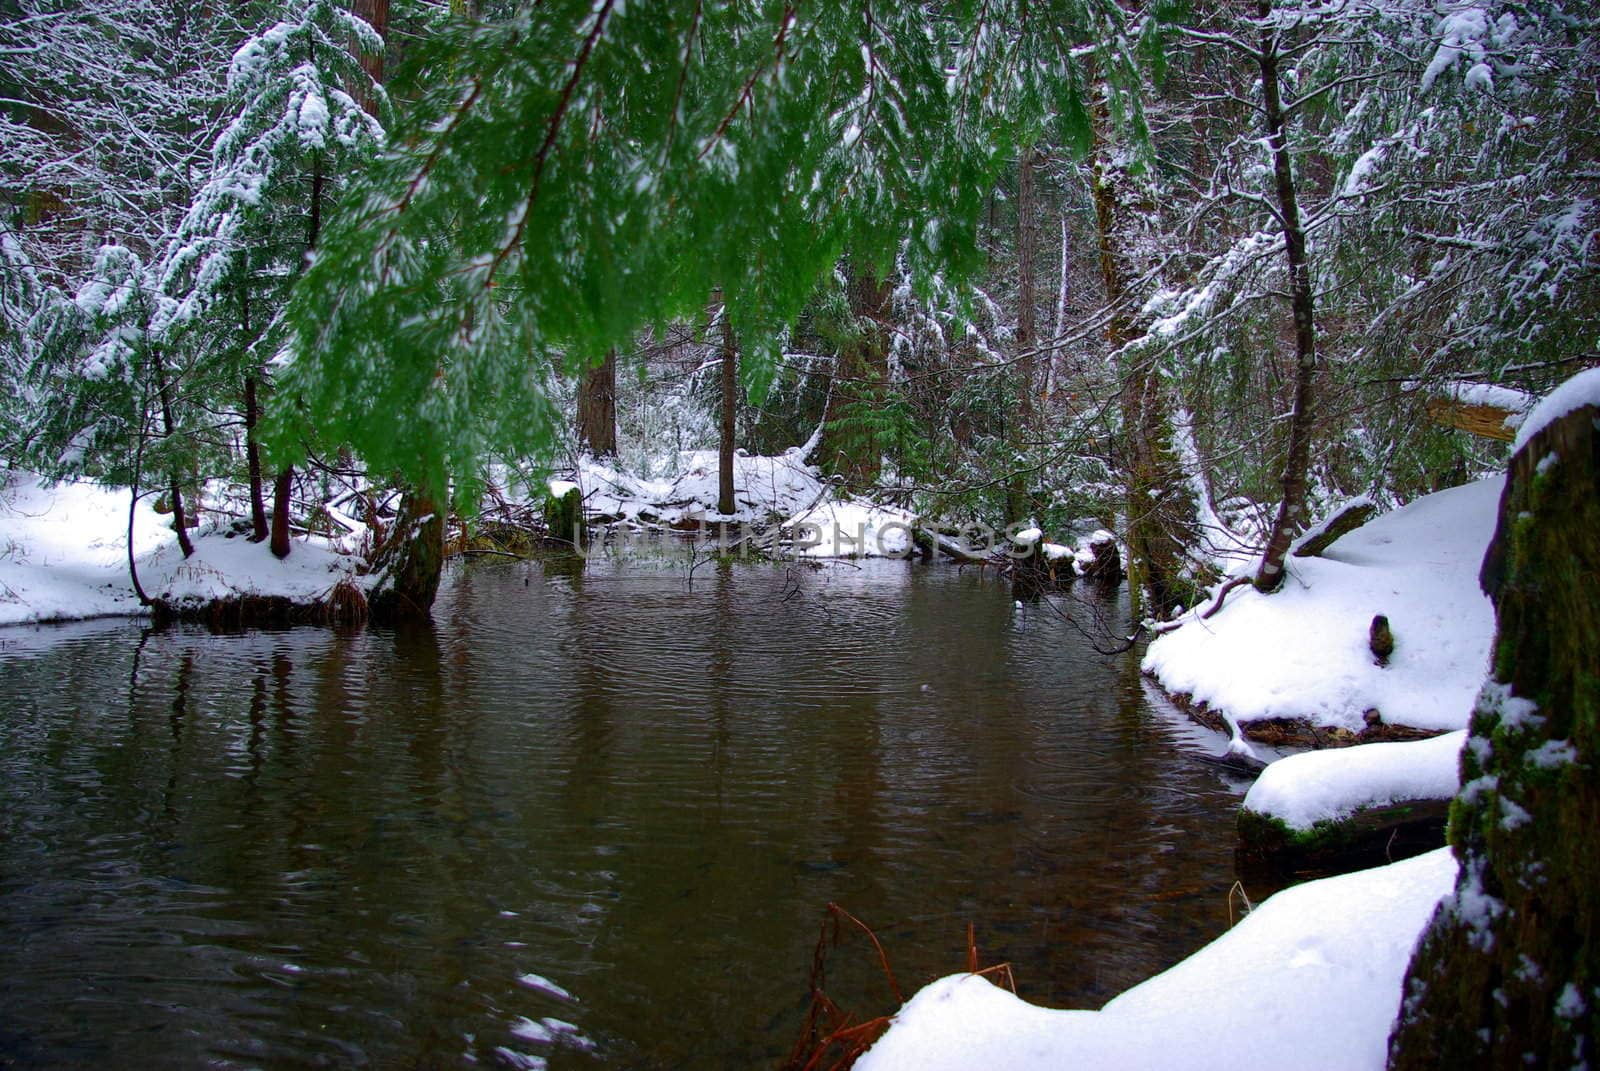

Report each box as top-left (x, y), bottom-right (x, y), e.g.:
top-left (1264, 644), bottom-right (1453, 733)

top-left (151, 349), bottom-right (194, 560)
top-left (1048, 216), bottom-right (1070, 399)
top-left (268, 154), bottom-right (324, 564)
top-left (127, 406), bottom-right (150, 606)
top-left (1009, 147), bottom-right (1040, 526)
top-left (1251, 6), bottom-right (1320, 594)
top-left (308, 153), bottom-right (323, 251)
top-left (241, 280), bottom-right (268, 542)
top-left (577, 348), bottom-right (618, 458)
top-left (1389, 398), bottom-right (1600, 1068)
top-left (270, 466), bottom-right (294, 559)
top-left (244, 375), bottom-right (268, 541)
top-left (717, 308), bottom-right (737, 517)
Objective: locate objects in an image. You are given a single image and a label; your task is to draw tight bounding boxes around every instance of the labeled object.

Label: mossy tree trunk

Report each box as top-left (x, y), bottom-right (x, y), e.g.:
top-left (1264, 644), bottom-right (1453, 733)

top-left (1388, 401), bottom-right (1600, 1070)
top-left (1092, 91), bottom-right (1192, 619)
top-left (241, 275), bottom-right (269, 542)
top-left (368, 490), bottom-right (446, 624)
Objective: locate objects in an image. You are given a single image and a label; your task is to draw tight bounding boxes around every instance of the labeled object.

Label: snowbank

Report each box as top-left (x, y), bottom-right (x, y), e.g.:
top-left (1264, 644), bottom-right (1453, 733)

top-left (570, 446), bottom-right (828, 524)
top-left (0, 471), bottom-right (364, 627)
top-left (0, 472), bottom-right (171, 625)
top-left (857, 848), bottom-right (1457, 1071)
top-left (1243, 731), bottom-right (1466, 831)
top-left (143, 529), bottom-right (364, 612)
top-left (1143, 477), bottom-right (1501, 734)
top-left (787, 500), bottom-right (918, 558)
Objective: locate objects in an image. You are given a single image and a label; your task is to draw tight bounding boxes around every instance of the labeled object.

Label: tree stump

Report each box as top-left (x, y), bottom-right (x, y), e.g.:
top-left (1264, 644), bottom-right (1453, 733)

top-left (1388, 399), bottom-right (1600, 1069)
top-left (368, 490), bottom-right (446, 624)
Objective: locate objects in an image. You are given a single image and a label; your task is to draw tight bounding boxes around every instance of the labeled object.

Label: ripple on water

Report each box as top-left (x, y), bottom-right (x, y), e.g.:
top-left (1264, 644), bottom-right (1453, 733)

top-left (0, 559), bottom-right (1245, 1069)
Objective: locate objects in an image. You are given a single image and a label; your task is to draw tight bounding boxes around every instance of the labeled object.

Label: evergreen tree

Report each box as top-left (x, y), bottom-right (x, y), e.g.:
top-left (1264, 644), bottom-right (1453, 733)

top-left (269, 0), bottom-right (1156, 516)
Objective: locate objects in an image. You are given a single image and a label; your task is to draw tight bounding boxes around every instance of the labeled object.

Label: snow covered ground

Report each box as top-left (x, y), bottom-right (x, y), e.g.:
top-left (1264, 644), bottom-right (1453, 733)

top-left (0, 470), bottom-right (363, 627)
top-left (566, 446), bottom-right (830, 525)
top-left (859, 848), bottom-right (1456, 1071)
top-left (1143, 476), bottom-right (1501, 736)
top-left (0, 471), bottom-right (169, 624)
top-left (786, 499), bottom-right (919, 557)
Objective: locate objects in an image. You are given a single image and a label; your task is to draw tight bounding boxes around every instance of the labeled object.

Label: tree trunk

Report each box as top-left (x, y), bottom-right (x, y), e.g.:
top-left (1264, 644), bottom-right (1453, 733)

top-left (368, 490), bottom-right (447, 623)
top-left (127, 407), bottom-right (151, 606)
top-left (577, 348), bottom-right (618, 458)
top-left (267, 154), bottom-right (324, 564)
top-left (270, 466), bottom-right (294, 559)
top-left (818, 268), bottom-right (890, 488)
top-left (244, 374), bottom-right (268, 541)
top-left (240, 279), bottom-right (268, 542)
top-left (349, 0), bottom-right (389, 114)
top-left (1251, 7), bottom-right (1320, 594)
top-left (151, 349), bottom-right (194, 560)
top-left (1008, 147), bottom-right (1040, 527)
top-left (1048, 216), bottom-right (1070, 399)
top-left (1092, 93), bottom-right (1192, 619)
top-left (717, 310), bottom-right (738, 517)
top-left (1388, 397), bottom-right (1600, 1069)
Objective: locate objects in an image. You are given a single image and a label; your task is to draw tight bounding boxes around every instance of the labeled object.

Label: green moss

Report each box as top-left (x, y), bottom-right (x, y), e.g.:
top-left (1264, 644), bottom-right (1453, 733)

top-left (543, 487), bottom-right (585, 548)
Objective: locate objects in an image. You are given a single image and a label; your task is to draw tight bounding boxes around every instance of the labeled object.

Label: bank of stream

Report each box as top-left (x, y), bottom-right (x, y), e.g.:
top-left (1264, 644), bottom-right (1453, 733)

top-left (0, 557), bottom-right (1249, 1068)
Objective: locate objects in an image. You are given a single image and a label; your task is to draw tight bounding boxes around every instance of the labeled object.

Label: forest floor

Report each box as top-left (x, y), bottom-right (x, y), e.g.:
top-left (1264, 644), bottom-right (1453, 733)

top-left (859, 476), bottom-right (1506, 1068)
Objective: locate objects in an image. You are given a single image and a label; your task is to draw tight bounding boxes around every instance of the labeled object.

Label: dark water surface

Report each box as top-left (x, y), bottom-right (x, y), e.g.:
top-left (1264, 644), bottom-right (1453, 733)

top-left (0, 558), bottom-right (1246, 1069)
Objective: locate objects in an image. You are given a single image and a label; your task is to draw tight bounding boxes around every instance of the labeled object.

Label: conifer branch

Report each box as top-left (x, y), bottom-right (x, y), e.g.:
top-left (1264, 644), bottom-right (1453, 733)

top-left (486, 0), bottom-right (617, 290)
top-left (697, 3), bottom-right (796, 163)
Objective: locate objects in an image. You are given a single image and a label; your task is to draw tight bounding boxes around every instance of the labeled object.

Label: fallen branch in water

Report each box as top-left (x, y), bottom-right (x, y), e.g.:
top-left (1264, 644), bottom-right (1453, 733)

top-left (782, 907), bottom-right (1017, 1071)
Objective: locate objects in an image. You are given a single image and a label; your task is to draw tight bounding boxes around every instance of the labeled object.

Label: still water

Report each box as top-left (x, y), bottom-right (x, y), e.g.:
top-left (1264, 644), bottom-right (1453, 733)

top-left (0, 557), bottom-right (1247, 1068)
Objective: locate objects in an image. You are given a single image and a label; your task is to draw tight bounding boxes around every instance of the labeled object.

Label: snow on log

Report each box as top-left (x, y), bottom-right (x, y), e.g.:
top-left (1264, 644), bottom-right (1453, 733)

top-left (1291, 496), bottom-right (1377, 559)
top-left (1421, 381), bottom-right (1536, 442)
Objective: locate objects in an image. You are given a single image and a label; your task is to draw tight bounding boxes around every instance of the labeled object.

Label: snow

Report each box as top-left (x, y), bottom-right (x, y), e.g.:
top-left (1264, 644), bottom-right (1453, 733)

top-left (788, 500), bottom-right (918, 558)
top-left (1421, 7), bottom-right (1491, 94)
top-left (1511, 366), bottom-right (1600, 452)
top-left (0, 472), bottom-right (167, 624)
top-left (858, 849), bottom-right (1458, 1071)
top-left (1243, 730), bottom-right (1466, 831)
top-left (571, 446), bottom-right (827, 525)
top-left (148, 528), bottom-right (361, 611)
top-left (1143, 477), bottom-right (1501, 734)
top-left (1423, 380), bottom-right (1537, 435)
top-left (0, 470), bottom-right (364, 627)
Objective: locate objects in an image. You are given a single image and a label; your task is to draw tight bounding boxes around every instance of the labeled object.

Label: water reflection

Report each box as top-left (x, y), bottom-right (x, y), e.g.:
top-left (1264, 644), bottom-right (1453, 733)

top-left (0, 559), bottom-right (1246, 1069)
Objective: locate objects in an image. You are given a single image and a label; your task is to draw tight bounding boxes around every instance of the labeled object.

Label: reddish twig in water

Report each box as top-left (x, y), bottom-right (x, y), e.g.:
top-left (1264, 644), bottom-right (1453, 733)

top-left (827, 902), bottom-right (903, 1005)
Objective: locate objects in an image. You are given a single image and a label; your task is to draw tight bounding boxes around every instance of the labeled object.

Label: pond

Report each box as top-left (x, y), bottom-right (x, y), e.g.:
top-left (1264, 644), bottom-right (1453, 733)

top-left (0, 556), bottom-right (1248, 1069)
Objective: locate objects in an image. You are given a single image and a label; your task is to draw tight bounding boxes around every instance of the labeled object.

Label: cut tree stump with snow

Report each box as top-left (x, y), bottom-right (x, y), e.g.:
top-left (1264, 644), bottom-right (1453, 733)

top-left (1389, 379), bottom-right (1600, 1069)
top-left (1422, 382), bottom-right (1535, 443)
